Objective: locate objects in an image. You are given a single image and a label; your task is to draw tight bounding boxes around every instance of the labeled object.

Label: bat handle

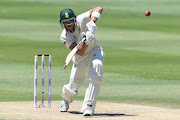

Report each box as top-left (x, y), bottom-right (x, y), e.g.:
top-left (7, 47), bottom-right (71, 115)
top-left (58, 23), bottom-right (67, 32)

top-left (64, 64), bottom-right (67, 70)
top-left (64, 65), bottom-right (66, 70)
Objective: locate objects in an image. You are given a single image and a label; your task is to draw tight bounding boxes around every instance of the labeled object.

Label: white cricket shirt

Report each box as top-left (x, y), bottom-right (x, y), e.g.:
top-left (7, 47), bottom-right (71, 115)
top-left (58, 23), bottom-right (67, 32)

top-left (60, 11), bottom-right (101, 63)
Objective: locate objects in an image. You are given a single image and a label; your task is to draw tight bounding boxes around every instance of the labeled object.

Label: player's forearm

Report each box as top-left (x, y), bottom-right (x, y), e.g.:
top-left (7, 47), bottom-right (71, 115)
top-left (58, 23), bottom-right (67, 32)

top-left (89, 7), bottom-right (103, 23)
top-left (69, 42), bottom-right (88, 56)
top-left (76, 43), bottom-right (88, 56)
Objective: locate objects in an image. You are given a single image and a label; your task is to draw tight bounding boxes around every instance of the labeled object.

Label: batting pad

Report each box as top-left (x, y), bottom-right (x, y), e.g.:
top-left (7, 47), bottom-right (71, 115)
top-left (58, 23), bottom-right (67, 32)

top-left (62, 85), bottom-right (78, 103)
top-left (81, 80), bottom-right (101, 112)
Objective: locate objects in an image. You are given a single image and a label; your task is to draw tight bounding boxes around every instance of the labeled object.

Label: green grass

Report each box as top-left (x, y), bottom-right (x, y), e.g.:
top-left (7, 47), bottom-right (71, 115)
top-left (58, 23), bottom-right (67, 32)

top-left (0, 0), bottom-right (180, 109)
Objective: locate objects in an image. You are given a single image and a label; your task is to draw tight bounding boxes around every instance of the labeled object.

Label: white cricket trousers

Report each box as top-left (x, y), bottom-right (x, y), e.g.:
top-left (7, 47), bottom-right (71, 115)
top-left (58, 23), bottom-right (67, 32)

top-left (67, 46), bottom-right (105, 92)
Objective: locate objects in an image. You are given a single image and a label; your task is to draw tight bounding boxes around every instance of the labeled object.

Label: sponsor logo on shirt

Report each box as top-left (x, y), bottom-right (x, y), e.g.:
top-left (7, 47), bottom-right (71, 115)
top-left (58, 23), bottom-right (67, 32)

top-left (72, 36), bottom-right (76, 41)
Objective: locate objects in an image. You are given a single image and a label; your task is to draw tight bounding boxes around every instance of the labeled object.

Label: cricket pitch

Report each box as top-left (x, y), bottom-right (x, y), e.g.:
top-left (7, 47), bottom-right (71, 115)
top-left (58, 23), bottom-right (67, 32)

top-left (0, 101), bottom-right (180, 120)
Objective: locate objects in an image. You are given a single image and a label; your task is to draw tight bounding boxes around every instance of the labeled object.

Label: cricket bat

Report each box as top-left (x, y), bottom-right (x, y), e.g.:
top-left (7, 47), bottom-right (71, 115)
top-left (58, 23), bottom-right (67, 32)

top-left (64, 37), bottom-right (86, 69)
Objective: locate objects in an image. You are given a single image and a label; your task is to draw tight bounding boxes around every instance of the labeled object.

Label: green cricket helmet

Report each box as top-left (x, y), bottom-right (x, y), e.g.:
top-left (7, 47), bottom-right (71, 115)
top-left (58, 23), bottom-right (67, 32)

top-left (59, 8), bottom-right (76, 33)
top-left (60, 8), bottom-right (76, 23)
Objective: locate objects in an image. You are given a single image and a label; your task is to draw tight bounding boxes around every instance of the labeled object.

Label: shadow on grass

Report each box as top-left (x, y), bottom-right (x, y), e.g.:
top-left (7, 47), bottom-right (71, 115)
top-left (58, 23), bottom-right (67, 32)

top-left (68, 111), bottom-right (136, 117)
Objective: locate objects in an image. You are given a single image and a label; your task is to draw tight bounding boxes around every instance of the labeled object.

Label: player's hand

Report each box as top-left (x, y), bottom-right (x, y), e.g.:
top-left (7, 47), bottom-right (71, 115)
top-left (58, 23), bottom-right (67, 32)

top-left (81, 32), bottom-right (86, 38)
top-left (81, 31), bottom-right (94, 45)
top-left (86, 21), bottom-right (97, 34)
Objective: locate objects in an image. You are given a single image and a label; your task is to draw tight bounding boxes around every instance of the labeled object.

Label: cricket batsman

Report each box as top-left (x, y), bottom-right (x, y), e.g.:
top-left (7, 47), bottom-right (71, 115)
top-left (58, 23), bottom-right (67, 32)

top-left (59, 7), bottom-right (105, 116)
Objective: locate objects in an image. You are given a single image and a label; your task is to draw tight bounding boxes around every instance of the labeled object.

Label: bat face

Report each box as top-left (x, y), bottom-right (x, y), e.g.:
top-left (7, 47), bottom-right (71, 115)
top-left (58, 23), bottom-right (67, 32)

top-left (64, 47), bottom-right (78, 69)
top-left (64, 37), bottom-right (86, 69)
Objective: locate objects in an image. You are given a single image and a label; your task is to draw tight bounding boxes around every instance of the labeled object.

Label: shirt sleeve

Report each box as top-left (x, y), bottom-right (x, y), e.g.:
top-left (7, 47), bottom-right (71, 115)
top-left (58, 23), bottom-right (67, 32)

top-left (60, 30), bottom-right (75, 48)
top-left (76, 11), bottom-right (90, 24)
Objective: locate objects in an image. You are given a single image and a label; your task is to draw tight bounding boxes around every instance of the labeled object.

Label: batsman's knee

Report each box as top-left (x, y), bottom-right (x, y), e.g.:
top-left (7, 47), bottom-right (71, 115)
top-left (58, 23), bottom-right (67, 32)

top-left (88, 59), bottom-right (104, 81)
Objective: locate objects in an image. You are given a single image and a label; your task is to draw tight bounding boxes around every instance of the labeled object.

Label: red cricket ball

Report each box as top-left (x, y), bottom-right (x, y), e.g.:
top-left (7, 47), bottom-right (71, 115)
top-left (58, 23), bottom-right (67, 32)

top-left (145, 11), bottom-right (151, 16)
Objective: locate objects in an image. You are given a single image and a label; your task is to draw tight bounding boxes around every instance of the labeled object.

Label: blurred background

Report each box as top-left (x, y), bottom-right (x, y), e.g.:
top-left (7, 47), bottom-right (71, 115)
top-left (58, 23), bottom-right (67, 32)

top-left (0, 0), bottom-right (180, 108)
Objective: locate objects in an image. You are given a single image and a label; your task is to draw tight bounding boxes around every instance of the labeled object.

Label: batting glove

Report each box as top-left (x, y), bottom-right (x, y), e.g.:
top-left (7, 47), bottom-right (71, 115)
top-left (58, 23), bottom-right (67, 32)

top-left (86, 21), bottom-right (97, 34)
top-left (81, 31), bottom-right (94, 45)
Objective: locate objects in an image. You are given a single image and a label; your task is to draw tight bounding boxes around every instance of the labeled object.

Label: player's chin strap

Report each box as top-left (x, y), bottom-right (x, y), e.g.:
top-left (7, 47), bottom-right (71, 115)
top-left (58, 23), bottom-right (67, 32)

top-left (81, 80), bottom-right (101, 113)
top-left (59, 19), bottom-right (64, 29)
